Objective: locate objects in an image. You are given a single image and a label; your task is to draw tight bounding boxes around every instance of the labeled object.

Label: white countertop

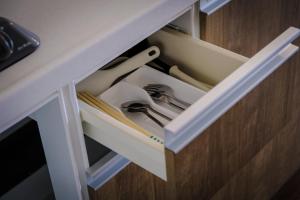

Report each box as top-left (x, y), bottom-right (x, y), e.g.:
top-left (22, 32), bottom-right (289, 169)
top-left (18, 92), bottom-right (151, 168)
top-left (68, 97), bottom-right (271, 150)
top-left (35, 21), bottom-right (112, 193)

top-left (0, 0), bottom-right (162, 92)
top-left (0, 0), bottom-right (196, 132)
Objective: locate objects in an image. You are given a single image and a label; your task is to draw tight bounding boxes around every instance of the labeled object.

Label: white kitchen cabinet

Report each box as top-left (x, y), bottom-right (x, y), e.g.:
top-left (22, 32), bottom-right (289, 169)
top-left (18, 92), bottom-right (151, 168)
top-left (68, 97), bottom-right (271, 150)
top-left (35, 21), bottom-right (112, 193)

top-left (0, 0), bottom-right (299, 200)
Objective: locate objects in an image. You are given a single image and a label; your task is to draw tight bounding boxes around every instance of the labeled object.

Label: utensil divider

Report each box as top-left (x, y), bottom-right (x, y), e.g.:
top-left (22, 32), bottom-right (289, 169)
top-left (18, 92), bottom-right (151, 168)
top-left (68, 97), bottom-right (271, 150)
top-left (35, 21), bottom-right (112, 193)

top-left (77, 91), bottom-right (161, 140)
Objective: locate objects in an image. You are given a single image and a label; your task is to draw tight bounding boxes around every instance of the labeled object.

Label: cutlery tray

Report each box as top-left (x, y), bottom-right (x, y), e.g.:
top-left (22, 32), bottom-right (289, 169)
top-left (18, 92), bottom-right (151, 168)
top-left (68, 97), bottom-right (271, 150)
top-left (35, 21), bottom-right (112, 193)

top-left (99, 66), bottom-right (206, 138)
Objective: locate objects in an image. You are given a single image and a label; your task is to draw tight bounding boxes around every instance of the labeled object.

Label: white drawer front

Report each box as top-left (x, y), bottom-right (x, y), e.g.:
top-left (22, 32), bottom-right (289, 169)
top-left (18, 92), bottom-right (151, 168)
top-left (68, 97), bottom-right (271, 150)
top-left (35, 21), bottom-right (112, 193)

top-left (79, 100), bottom-right (167, 180)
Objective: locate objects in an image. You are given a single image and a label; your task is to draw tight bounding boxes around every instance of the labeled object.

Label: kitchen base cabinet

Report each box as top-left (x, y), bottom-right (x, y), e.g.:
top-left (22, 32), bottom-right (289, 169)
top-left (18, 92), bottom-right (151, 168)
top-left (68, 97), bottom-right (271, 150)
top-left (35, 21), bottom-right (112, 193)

top-left (87, 0), bottom-right (300, 198)
top-left (88, 51), bottom-right (300, 200)
top-left (2, 0), bottom-right (299, 199)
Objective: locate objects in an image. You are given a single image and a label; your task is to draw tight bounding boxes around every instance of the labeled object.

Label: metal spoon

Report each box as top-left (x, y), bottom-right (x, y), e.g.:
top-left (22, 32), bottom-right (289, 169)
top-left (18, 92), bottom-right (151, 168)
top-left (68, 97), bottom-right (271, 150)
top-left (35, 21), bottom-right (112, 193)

top-left (146, 90), bottom-right (186, 110)
top-left (144, 84), bottom-right (190, 110)
top-left (145, 88), bottom-right (187, 110)
top-left (121, 101), bottom-right (171, 127)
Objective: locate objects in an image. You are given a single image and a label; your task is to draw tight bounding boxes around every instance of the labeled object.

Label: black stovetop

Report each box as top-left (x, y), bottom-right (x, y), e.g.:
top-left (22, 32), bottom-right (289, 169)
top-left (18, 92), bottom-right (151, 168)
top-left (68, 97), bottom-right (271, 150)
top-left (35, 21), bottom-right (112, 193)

top-left (0, 17), bottom-right (40, 72)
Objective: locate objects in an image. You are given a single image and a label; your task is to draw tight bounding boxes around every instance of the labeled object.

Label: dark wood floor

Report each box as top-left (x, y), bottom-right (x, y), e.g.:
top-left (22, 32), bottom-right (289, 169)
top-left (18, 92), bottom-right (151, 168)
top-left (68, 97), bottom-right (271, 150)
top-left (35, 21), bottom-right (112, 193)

top-left (272, 169), bottom-right (300, 200)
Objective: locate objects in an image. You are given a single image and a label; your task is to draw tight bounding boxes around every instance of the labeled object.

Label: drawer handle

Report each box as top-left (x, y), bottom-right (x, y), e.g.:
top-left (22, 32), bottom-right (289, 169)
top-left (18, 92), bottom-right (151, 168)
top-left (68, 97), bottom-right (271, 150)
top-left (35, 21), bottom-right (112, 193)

top-left (200, 0), bottom-right (232, 15)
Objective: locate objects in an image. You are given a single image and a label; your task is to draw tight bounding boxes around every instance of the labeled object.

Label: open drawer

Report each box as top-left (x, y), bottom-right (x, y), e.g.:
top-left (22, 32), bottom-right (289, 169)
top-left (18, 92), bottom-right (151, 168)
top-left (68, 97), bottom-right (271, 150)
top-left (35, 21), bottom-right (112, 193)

top-left (77, 27), bottom-right (300, 181)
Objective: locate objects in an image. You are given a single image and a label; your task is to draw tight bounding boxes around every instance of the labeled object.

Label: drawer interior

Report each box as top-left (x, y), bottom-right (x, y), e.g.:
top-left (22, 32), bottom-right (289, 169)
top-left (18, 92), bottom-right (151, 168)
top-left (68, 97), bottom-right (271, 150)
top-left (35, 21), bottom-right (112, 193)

top-left (148, 28), bottom-right (247, 86)
top-left (76, 26), bottom-right (248, 181)
top-left (77, 27), bottom-right (248, 137)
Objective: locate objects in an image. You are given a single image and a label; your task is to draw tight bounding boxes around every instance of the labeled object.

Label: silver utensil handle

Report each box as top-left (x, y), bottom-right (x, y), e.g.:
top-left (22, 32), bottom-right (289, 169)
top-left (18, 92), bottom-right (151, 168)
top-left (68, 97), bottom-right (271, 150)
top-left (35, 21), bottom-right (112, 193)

top-left (148, 107), bottom-right (172, 121)
top-left (144, 111), bottom-right (164, 127)
top-left (167, 100), bottom-right (186, 110)
top-left (165, 95), bottom-right (190, 109)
